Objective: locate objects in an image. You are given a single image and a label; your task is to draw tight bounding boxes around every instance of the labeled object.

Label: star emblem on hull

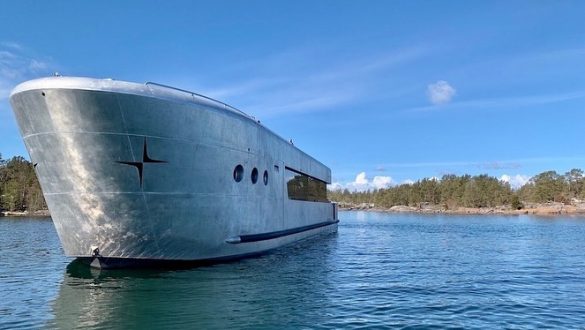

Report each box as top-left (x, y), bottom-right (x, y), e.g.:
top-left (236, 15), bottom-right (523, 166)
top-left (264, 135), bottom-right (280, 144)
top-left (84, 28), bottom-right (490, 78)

top-left (116, 137), bottom-right (166, 187)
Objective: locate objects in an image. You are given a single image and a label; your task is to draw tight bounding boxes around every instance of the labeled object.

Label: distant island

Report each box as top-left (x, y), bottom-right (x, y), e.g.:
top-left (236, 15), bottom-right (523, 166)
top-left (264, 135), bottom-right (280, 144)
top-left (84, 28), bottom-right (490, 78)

top-left (2, 152), bottom-right (585, 217)
top-left (329, 170), bottom-right (585, 216)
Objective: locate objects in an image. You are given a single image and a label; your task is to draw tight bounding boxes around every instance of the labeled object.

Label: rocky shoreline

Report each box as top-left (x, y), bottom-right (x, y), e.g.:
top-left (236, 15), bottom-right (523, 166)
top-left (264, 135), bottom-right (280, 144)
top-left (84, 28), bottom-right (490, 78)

top-left (337, 201), bottom-right (585, 216)
top-left (0, 210), bottom-right (51, 217)
top-left (3, 202), bottom-right (585, 218)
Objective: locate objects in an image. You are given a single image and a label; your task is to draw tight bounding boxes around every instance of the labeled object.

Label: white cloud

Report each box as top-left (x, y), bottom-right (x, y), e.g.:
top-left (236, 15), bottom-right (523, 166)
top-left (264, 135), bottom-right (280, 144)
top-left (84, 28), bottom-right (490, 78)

top-left (0, 41), bottom-right (23, 50)
top-left (355, 172), bottom-right (368, 185)
top-left (408, 89), bottom-right (585, 113)
top-left (427, 80), bottom-right (456, 105)
top-left (500, 174), bottom-right (530, 189)
top-left (28, 59), bottom-right (48, 72)
top-left (0, 44), bottom-right (53, 100)
top-left (330, 172), bottom-right (532, 192)
top-left (364, 156), bottom-right (585, 170)
top-left (328, 182), bottom-right (344, 191)
top-left (182, 45), bottom-right (430, 118)
top-left (329, 172), bottom-right (393, 192)
top-left (374, 165), bottom-right (386, 172)
top-left (372, 176), bottom-right (392, 189)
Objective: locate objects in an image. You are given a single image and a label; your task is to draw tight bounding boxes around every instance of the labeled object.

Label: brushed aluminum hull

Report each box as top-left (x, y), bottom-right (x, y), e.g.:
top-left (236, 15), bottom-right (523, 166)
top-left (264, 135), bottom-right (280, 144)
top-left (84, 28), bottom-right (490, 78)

top-left (10, 77), bottom-right (338, 268)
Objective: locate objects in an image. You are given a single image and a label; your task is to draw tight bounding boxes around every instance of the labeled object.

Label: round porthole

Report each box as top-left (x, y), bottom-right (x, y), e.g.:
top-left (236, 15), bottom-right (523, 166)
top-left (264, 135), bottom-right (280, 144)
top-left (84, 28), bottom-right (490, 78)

top-left (251, 167), bottom-right (259, 184)
top-left (233, 165), bottom-right (244, 182)
top-left (263, 170), bottom-right (268, 185)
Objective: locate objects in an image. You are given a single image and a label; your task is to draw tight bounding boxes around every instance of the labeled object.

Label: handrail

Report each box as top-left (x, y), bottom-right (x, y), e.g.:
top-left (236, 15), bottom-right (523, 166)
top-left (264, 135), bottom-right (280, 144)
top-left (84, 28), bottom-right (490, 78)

top-left (144, 81), bottom-right (253, 119)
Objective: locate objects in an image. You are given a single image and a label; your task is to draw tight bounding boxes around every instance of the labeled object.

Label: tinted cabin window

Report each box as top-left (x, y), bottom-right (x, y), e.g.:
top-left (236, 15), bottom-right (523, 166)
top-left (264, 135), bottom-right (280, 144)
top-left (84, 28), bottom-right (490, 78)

top-left (285, 168), bottom-right (328, 202)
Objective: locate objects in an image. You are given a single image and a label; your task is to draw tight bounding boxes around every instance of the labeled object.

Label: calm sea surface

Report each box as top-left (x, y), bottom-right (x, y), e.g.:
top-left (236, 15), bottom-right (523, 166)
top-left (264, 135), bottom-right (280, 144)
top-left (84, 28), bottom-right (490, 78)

top-left (2, 211), bottom-right (585, 329)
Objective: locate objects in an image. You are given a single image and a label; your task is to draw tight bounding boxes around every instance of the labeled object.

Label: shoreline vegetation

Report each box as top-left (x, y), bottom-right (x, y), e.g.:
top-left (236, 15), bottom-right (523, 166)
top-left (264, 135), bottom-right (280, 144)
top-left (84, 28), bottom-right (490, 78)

top-left (2, 152), bottom-right (585, 217)
top-left (329, 170), bottom-right (585, 217)
top-left (0, 154), bottom-right (47, 217)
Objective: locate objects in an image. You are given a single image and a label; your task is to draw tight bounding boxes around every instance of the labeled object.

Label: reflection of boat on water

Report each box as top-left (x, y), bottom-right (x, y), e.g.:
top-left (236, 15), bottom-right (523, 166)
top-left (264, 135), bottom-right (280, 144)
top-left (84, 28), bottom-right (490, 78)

top-left (10, 77), bottom-right (338, 268)
top-left (49, 236), bottom-right (337, 329)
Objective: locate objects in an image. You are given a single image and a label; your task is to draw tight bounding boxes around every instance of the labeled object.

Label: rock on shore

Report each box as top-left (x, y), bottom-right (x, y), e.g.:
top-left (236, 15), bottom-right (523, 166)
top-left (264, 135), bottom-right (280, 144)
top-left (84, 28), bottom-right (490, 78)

top-left (336, 201), bottom-right (585, 216)
top-left (0, 210), bottom-right (50, 217)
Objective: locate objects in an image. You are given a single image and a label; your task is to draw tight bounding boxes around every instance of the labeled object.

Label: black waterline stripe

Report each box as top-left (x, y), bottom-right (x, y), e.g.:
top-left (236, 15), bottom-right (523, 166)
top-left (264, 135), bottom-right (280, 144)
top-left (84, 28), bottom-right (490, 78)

top-left (231, 220), bottom-right (339, 244)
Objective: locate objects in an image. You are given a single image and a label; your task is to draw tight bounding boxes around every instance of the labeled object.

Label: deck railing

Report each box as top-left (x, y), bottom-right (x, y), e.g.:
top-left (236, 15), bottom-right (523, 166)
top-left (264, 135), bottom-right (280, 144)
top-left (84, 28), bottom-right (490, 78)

top-left (145, 81), bottom-right (252, 119)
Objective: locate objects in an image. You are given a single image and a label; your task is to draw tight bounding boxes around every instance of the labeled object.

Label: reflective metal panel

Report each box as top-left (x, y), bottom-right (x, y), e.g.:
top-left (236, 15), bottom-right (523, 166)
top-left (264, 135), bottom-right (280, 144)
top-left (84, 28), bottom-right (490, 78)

top-left (10, 77), bottom-right (337, 265)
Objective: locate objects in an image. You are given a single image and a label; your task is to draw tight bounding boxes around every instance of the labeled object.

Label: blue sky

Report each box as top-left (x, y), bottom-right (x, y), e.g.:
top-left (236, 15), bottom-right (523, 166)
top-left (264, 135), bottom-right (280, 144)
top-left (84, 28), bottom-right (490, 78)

top-left (1, 1), bottom-right (584, 190)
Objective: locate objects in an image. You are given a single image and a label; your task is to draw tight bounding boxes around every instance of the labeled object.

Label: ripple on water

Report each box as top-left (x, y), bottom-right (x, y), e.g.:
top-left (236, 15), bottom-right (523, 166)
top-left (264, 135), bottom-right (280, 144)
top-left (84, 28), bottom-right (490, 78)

top-left (2, 213), bottom-right (585, 329)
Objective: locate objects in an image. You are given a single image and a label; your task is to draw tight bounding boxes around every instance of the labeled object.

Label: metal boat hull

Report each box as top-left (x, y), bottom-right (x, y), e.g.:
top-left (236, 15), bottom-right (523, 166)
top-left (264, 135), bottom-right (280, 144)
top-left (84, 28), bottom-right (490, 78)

top-left (10, 77), bottom-right (338, 268)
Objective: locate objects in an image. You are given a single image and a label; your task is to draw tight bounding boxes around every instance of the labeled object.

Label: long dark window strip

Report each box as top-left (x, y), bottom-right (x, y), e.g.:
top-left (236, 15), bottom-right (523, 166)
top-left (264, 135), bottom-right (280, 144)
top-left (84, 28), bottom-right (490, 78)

top-left (285, 167), bottom-right (329, 202)
top-left (284, 166), bottom-right (327, 183)
top-left (235, 220), bottom-right (339, 243)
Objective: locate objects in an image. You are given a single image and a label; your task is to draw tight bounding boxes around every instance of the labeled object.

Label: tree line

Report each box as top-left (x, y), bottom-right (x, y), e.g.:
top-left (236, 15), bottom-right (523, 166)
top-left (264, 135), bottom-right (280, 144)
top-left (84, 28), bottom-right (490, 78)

top-left (0, 154), bottom-right (46, 212)
top-left (1, 151), bottom-right (584, 213)
top-left (328, 169), bottom-right (585, 210)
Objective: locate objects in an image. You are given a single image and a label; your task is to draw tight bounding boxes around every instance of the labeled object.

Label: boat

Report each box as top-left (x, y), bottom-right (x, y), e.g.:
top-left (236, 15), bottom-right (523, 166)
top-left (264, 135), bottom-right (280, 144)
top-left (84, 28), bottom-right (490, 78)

top-left (9, 76), bottom-right (338, 268)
